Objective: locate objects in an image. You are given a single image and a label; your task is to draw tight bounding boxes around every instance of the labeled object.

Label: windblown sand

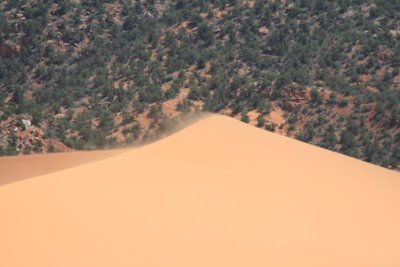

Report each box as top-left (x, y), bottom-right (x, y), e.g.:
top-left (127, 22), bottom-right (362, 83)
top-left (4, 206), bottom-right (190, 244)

top-left (1, 115), bottom-right (399, 267)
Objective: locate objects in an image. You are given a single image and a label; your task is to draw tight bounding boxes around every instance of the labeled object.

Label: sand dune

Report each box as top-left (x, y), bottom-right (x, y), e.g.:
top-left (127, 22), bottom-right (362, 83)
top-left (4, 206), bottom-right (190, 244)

top-left (1, 115), bottom-right (399, 267)
top-left (0, 149), bottom-right (124, 186)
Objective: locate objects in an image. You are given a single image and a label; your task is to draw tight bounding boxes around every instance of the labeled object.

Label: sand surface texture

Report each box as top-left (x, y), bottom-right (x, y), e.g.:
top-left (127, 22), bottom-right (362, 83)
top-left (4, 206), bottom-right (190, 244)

top-left (1, 115), bottom-right (399, 267)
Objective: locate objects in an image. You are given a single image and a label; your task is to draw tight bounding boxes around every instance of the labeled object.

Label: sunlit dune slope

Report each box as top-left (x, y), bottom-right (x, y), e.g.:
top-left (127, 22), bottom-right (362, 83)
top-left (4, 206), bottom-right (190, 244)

top-left (1, 115), bottom-right (399, 267)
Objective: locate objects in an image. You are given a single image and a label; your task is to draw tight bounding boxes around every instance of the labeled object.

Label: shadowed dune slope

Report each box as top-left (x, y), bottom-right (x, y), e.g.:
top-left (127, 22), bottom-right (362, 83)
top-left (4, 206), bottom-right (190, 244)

top-left (0, 149), bottom-right (124, 186)
top-left (0, 115), bottom-right (399, 267)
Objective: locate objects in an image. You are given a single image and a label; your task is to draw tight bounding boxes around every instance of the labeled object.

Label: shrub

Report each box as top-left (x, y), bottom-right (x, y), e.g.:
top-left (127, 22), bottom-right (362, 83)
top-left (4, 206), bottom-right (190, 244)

top-left (338, 98), bottom-right (349, 108)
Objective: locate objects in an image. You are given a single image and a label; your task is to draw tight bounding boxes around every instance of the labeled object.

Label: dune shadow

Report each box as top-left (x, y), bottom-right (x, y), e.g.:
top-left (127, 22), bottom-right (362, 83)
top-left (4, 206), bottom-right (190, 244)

top-left (0, 149), bottom-right (125, 187)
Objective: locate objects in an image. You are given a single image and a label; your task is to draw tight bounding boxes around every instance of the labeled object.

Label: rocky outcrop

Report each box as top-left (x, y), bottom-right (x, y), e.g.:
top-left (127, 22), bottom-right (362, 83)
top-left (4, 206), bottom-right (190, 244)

top-left (280, 88), bottom-right (311, 111)
top-left (0, 41), bottom-right (20, 58)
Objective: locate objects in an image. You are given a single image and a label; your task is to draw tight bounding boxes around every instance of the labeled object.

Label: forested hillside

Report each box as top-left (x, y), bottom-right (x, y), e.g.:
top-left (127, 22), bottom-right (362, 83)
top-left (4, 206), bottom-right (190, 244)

top-left (0, 0), bottom-right (399, 169)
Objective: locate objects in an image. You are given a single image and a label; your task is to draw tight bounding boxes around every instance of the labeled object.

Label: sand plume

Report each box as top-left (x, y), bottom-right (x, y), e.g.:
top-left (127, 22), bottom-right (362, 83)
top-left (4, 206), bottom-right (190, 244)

top-left (0, 115), bottom-right (399, 267)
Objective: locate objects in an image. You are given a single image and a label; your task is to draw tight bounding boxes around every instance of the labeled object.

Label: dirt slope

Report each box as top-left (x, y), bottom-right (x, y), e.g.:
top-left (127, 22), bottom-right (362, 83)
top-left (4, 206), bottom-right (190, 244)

top-left (0, 114), bottom-right (399, 267)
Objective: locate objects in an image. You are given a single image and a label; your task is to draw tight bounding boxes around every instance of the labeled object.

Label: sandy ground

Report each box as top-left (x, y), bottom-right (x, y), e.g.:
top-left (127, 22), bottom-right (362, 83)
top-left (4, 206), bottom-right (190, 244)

top-left (0, 149), bottom-right (124, 186)
top-left (0, 114), bottom-right (399, 267)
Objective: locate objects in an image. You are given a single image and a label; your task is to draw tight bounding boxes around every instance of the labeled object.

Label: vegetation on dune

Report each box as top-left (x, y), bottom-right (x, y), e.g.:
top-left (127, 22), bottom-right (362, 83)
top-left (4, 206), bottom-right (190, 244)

top-left (0, 0), bottom-right (399, 169)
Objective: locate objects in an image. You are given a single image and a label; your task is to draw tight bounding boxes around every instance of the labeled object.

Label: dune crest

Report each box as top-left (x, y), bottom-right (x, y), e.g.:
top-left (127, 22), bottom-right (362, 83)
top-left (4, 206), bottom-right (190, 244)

top-left (0, 115), bottom-right (399, 267)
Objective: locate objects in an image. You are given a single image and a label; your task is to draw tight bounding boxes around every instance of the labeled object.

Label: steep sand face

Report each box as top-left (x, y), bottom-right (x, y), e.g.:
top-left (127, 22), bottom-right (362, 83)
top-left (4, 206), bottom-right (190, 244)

top-left (0, 115), bottom-right (399, 267)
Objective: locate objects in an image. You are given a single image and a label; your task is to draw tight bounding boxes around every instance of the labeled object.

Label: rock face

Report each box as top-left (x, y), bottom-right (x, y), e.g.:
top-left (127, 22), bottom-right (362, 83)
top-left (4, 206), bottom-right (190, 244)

top-left (0, 41), bottom-right (20, 58)
top-left (280, 88), bottom-right (311, 111)
top-left (21, 119), bottom-right (32, 129)
top-left (0, 116), bottom-right (72, 155)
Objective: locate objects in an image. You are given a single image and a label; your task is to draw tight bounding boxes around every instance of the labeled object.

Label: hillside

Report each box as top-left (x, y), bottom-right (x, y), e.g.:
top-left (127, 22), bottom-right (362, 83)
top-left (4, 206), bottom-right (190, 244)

top-left (1, 115), bottom-right (399, 266)
top-left (0, 0), bottom-right (399, 169)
